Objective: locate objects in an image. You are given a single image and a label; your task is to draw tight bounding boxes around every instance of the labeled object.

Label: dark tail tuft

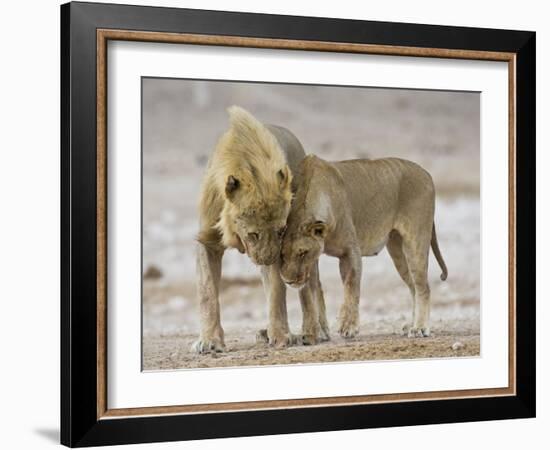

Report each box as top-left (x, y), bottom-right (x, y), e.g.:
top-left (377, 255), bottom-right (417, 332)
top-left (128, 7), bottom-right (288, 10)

top-left (431, 223), bottom-right (448, 281)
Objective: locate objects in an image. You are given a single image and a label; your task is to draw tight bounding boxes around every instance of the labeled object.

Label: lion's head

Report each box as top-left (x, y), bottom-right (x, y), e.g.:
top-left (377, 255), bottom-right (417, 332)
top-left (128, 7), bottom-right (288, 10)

top-left (211, 106), bottom-right (293, 266)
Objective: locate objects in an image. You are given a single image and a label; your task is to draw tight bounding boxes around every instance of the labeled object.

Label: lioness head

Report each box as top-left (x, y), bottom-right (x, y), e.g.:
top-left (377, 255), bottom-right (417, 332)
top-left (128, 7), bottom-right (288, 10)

top-left (280, 219), bottom-right (328, 288)
top-left (214, 106), bottom-right (293, 266)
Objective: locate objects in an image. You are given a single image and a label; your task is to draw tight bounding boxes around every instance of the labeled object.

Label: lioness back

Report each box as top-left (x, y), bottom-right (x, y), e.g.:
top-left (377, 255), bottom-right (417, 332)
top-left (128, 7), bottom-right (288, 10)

top-left (334, 157), bottom-right (434, 202)
top-left (331, 157), bottom-right (435, 243)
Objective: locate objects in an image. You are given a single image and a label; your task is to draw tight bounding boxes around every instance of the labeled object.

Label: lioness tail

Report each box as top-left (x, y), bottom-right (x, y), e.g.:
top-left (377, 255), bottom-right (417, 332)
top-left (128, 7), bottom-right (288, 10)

top-left (431, 223), bottom-right (448, 281)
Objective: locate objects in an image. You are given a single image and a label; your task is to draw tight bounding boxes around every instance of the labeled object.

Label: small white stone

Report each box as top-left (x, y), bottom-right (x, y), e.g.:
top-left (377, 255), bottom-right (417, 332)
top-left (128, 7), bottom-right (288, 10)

top-left (451, 341), bottom-right (465, 351)
top-left (167, 296), bottom-right (187, 311)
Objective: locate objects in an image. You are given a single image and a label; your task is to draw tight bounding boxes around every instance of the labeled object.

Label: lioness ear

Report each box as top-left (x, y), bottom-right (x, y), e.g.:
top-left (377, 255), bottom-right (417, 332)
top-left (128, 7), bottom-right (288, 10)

top-left (309, 221), bottom-right (327, 239)
top-left (278, 165), bottom-right (291, 189)
top-left (225, 175), bottom-right (240, 198)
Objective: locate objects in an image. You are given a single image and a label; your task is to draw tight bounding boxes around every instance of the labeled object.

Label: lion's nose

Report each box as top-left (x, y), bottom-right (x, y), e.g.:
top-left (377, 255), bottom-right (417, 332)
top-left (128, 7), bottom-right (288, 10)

top-left (282, 275), bottom-right (304, 287)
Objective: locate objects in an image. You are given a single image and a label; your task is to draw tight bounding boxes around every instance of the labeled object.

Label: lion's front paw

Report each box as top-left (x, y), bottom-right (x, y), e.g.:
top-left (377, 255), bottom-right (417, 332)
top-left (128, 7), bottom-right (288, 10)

top-left (270, 332), bottom-right (293, 348)
top-left (407, 326), bottom-right (431, 338)
top-left (337, 313), bottom-right (359, 339)
top-left (268, 328), bottom-right (298, 348)
top-left (191, 332), bottom-right (225, 354)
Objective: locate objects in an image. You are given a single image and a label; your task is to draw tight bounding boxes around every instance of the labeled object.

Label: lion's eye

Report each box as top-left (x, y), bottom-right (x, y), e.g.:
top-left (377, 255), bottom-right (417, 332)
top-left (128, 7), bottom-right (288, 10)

top-left (299, 250), bottom-right (308, 259)
top-left (248, 232), bottom-right (259, 242)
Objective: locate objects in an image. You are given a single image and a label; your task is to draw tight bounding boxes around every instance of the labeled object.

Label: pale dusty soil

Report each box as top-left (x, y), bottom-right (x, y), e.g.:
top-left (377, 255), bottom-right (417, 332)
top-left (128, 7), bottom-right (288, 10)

top-left (143, 331), bottom-right (479, 371)
top-left (141, 81), bottom-right (481, 370)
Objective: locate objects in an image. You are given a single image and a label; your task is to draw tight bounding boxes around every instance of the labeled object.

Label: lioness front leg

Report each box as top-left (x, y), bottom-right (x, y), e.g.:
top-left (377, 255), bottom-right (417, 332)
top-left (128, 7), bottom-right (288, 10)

top-left (192, 242), bottom-right (225, 353)
top-left (260, 262), bottom-right (295, 348)
top-left (300, 262), bottom-right (330, 343)
top-left (299, 282), bottom-right (320, 345)
top-left (337, 249), bottom-right (362, 338)
top-left (311, 262), bottom-right (330, 341)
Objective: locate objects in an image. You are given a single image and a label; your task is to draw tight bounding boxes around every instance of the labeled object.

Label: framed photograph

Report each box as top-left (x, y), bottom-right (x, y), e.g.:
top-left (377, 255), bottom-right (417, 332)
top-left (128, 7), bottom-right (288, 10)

top-left (61, 1), bottom-right (535, 447)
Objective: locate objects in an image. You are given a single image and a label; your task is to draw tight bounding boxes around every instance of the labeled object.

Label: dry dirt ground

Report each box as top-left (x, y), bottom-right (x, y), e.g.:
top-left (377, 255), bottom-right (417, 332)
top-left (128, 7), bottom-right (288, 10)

top-left (141, 81), bottom-right (481, 370)
top-left (143, 333), bottom-right (479, 370)
top-left (144, 329), bottom-right (479, 371)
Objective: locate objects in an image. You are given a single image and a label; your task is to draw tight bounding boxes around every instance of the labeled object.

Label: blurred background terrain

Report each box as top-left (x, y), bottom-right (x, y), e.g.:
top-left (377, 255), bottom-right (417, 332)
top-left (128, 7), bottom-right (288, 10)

top-left (141, 78), bottom-right (480, 370)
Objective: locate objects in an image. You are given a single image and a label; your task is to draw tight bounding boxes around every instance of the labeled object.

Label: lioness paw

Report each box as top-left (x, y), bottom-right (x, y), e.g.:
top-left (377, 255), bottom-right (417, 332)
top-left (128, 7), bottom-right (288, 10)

top-left (407, 327), bottom-right (431, 338)
top-left (302, 324), bottom-right (330, 345)
top-left (191, 337), bottom-right (225, 354)
top-left (301, 333), bottom-right (319, 346)
top-left (338, 326), bottom-right (359, 339)
top-left (319, 325), bottom-right (331, 342)
top-left (301, 321), bottom-right (324, 346)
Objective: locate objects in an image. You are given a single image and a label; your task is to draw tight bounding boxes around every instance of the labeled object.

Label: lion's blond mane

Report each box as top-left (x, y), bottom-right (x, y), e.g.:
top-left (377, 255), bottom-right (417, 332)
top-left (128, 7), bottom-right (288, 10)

top-left (197, 106), bottom-right (292, 250)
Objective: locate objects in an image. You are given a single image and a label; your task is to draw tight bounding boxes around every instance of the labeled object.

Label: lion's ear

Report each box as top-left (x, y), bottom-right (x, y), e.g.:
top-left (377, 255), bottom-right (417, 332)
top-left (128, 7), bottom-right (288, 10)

top-left (278, 165), bottom-right (292, 190)
top-left (233, 233), bottom-right (246, 254)
top-left (225, 175), bottom-right (240, 199)
top-left (309, 221), bottom-right (327, 239)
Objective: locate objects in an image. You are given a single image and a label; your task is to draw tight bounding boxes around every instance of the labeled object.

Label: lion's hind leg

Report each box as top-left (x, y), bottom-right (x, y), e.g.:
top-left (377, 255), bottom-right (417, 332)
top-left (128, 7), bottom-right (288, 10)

top-left (386, 230), bottom-right (417, 336)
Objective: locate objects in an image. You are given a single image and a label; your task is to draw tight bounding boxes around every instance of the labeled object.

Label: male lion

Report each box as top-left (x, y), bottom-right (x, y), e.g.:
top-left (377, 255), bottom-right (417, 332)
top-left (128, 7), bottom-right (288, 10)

top-left (193, 107), bottom-right (328, 353)
top-left (280, 155), bottom-right (448, 339)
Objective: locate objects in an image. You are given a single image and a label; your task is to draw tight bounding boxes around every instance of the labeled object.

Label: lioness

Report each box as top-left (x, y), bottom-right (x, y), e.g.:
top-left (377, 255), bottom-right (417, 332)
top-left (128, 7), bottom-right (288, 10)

top-left (280, 155), bottom-right (448, 338)
top-left (194, 107), bottom-right (328, 353)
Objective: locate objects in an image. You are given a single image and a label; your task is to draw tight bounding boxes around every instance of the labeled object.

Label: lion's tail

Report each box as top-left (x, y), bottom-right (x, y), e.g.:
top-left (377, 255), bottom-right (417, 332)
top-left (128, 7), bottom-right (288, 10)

top-left (431, 223), bottom-right (448, 281)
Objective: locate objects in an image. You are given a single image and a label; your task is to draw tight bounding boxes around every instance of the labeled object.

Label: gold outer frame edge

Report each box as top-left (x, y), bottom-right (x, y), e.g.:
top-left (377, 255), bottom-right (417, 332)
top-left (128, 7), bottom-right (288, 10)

top-left (96, 29), bottom-right (517, 420)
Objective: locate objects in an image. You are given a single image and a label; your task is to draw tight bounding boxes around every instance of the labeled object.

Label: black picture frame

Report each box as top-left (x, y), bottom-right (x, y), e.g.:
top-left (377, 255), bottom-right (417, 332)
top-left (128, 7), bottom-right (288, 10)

top-left (61, 1), bottom-right (535, 447)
